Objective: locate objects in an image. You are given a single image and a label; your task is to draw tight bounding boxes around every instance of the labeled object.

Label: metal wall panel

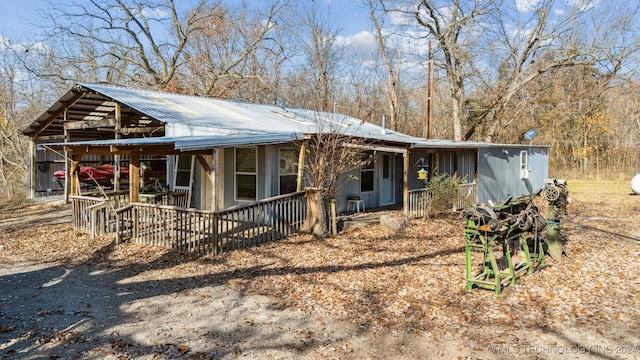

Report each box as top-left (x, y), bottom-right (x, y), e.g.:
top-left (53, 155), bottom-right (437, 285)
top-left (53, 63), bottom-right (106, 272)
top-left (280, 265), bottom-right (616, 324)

top-left (477, 146), bottom-right (548, 204)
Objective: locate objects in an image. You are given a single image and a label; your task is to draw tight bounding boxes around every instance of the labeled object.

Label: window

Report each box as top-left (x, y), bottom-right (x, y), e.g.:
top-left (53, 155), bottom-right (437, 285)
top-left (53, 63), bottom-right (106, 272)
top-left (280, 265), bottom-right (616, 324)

top-left (236, 147), bottom-right (256, 200)
top-left (279, 149), bottom-right (298, 194)
top-left (520, 150), bottom-right (529, 179)
top-left (360, 151), bottom-right (374, 192)
top-left (174, 155), bottom-right (193, 187)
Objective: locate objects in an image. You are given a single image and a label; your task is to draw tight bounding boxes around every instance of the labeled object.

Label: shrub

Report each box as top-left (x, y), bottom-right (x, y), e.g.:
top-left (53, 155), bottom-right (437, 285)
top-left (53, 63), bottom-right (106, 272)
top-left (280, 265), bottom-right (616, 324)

top-left (425, 173), bottom-right (464, 214)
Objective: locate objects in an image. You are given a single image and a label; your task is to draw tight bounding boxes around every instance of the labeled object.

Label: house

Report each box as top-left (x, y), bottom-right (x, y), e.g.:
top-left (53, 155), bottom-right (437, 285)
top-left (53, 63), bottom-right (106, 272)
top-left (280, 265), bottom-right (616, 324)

top-left (22, 83), bottom-right (549, 246)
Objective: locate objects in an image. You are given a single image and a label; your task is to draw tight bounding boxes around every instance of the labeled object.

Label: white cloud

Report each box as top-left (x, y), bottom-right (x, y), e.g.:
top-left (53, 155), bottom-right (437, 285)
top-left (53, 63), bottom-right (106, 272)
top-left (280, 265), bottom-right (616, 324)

top-left (335, 30), bottom-right (378, 51)
top-left (515, 0), bottom-right (540, 12)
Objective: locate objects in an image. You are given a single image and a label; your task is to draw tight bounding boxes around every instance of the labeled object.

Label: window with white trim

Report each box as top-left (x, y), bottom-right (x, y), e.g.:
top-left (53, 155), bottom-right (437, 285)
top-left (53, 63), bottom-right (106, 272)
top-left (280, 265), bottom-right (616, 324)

top-left (520, 150), bottom-right (529, 179)
top-left (235, 147), bottom-right (257, 200)
top-left (279, 149), bottom-right (298, 194)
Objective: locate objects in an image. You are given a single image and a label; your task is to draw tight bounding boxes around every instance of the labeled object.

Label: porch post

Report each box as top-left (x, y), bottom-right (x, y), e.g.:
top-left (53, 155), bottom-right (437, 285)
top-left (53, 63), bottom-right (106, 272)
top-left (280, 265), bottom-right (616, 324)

top-left (196, 153), bottom-right (218, 211)
top-left (113, 103), bottom-right (121, 193)
top-left (29, 138), bottom-right (37, 198)
top-left (69, 154), bottom-right (81, 196)
top-left (296, 142), bottom-right (306, 192)
top-left (129, 153), bottom-right (140, 203)
top-left (403, 151), bottom-right (409, 215)
top-left (212, 148), bottom-right (219, 211)
top-left (63, 116), bottom-right (70, 203)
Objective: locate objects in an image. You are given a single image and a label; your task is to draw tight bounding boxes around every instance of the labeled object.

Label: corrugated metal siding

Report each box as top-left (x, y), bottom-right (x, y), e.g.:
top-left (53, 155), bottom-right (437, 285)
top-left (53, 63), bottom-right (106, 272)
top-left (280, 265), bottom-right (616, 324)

top-left (457, 151), bottom-right (476, 183)
top-left (477, 146), bottom-right (548, 203)
top-left (35, 148), bottom-right (67, 195)
top-left (437, 152), bottom-right (454, 176)
top-left (408, 152), bottom-right (429, 190)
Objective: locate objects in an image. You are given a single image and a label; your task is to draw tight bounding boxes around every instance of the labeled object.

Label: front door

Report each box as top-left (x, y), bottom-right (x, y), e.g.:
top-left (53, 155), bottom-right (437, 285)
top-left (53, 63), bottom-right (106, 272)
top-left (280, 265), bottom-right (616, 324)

top-left (380, 154), bottom-right (395, 206)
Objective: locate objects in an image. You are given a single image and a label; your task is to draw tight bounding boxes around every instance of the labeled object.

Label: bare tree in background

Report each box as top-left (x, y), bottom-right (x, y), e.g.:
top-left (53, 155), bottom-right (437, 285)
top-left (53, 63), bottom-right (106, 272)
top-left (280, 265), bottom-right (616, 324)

top-left (293, 1), bottom-right (344, 112)
top-left (185, 0), bottom-right (289, 99)
top-left (466, 0), bottom-right (638, 142)
top-left (22, 0), bottom-right (221, 90)
top-left (367, 0), bottom-right (403, 131)
top-left (381, 0), bottom-right (639, 142)
top-left (396, 0), bottom-right (496, 141)
top-left (0, 42), bottom-right (45, 199)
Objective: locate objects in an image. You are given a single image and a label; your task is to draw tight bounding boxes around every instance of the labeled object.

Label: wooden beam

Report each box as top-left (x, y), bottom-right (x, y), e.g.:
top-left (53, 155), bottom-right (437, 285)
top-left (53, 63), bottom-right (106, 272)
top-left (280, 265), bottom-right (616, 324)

top-left (212, 149), bottom-right (219, 211)
top-left (29, 139), bottom-right (36, 199)
top-left (403, 152), bottom-right (409, 215)
top-left (34, 134), bottom-right (66, 141)
top-left (296, 142), bottom-right (306, 192)
top-left (114, 103), bottom-right (121, 193)
top-left (31, 91), bottom-right (85, 137)
top-left (64, 111), bottom-right (70, 204)
top-left (69, 154), bottom-right (82, 196)
top-left (63, 118), bottom-right (117, 130)
top-left (196, 154), bottom-right (213, 173)
top-left (129, 153), bottom-right (140, 203)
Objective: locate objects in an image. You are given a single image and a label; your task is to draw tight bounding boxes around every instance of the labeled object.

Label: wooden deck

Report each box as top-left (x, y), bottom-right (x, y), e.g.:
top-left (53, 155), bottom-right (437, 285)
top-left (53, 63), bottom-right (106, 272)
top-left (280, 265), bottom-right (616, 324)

top-left (114, 192), bottom-right (307, 256)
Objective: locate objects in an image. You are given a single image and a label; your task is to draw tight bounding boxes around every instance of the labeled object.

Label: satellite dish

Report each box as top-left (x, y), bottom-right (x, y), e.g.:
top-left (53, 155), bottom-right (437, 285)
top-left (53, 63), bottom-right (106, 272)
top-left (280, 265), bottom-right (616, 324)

top-left (523, 128), bottom-right (538, 141)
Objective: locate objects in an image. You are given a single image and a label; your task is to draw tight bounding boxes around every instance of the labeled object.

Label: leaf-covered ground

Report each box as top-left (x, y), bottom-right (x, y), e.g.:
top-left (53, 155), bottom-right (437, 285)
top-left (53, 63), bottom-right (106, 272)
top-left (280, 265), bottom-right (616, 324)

top-left (1, 180), bottom-right (639, 359)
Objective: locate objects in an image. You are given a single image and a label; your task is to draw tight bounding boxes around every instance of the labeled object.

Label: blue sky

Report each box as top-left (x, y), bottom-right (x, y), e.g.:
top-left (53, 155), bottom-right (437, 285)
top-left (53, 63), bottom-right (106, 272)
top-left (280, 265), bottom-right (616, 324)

top-left (0, 0), bottom-right (49, 39)
top-left (0, 0), bottom-right (372, 43)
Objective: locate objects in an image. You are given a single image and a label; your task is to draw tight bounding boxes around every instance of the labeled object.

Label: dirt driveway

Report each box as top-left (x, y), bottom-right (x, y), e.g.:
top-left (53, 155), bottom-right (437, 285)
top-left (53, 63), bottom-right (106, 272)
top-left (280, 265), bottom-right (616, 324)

top-left (0, 200), bottom-right (438, 359)
top-left (1, 181), bottom-right (640, 359)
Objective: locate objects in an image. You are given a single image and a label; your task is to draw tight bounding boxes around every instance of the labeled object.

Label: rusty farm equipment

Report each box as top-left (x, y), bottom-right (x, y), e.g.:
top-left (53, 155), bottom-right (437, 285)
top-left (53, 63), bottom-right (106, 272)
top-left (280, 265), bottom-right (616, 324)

top-left (462, 179), bottom-right (569, 295)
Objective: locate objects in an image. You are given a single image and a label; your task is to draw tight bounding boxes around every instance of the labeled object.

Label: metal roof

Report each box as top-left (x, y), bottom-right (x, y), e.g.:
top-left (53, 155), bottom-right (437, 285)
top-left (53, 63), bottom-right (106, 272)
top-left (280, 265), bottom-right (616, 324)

top-left (42, 133), bottom-right (308, 153)
top-left (409, 139), bottom-right (549, 149)
top-left (77, 83), bottom-right (428, 143)
top-left (25, 83), bottom-right (548, 151)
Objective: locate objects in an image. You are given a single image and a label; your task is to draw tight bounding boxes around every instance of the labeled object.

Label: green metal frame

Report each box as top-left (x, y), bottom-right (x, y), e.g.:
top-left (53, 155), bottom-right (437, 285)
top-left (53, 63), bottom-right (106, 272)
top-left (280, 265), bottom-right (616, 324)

top-left (464, 219), bottom-right (535, 295)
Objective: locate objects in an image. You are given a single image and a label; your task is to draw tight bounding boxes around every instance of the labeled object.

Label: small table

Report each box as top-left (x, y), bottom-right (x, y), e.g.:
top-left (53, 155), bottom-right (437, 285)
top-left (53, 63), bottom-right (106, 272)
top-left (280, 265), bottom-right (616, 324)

top-left (139, 191), bottom-right (169, 204)
top-left (347, 199), bottom-right (365, 213)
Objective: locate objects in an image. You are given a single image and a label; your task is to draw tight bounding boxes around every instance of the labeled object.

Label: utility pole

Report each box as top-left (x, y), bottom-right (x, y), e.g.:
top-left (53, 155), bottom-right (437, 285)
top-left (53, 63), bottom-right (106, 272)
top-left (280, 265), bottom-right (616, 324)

top-left (426, 40), bottom-right (434, 139)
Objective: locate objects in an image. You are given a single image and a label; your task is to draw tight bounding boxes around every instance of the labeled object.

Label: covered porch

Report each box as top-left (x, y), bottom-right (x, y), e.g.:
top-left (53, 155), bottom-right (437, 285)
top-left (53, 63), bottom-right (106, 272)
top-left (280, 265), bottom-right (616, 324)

top-left (47, 134), bottom-right (309, 256)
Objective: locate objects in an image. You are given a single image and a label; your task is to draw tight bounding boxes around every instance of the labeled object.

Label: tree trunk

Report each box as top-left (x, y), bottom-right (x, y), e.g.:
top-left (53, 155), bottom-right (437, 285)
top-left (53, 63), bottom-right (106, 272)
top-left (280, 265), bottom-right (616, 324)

top-left (301, 187), bottom-right (328, 237)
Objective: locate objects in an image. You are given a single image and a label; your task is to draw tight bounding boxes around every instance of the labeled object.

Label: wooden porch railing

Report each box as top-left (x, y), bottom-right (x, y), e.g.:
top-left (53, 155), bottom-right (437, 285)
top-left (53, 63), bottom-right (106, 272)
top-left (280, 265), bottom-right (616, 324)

top-left (408, 182), bottom-right (478, 218)
top-left (115, 191), bottom-right (307, 256)
top-left (71, 196), bottom-right (109, 236)
top-left (71, 191), bottom-right (131, 237)
top-left (454, 182), bottom-right (478, 211)
top-left (408, 188), bottom-right (433, 219)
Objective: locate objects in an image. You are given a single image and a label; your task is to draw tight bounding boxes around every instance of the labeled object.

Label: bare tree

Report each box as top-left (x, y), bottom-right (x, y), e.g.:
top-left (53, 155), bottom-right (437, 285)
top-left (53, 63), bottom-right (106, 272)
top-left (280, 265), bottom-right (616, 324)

top-left (293, 1), bottom-right (344, 112)
top-left (0, 41), bottom-right (45, 199)
top-left (467, 0), bottom-right (639, 142)
top-left (301, 115), bottom-right (370, 237)
top-left (381, 0), bottom-right (639, 142)
top-left (23, 0), bottom-right (221, 90)
top-left (367, 0), bottom-right (403, 131)
top-left (409, 0), bottom-right (495, 141)
top-left (184, 0), bottom-right (289, 99)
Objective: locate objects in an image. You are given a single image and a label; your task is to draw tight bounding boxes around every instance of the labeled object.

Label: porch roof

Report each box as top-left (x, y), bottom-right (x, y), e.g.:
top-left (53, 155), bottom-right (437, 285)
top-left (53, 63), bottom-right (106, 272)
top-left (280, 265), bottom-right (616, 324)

top-left (42, 132), bottom-right (308, 155)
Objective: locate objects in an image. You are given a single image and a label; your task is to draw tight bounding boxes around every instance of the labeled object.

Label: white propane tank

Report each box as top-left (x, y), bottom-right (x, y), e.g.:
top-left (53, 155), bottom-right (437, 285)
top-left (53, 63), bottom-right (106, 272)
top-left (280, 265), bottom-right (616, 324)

top-left (632, 173), bottom-right (640, 194)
